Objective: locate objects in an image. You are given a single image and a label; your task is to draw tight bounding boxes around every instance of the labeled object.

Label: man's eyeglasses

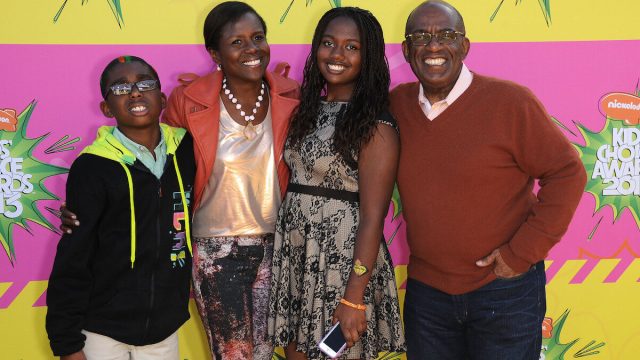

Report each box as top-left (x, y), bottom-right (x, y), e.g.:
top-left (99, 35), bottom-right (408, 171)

top-left (108, 79), bottom-right (159, 96)
top-left (405, 30), bottom-right (465, 46)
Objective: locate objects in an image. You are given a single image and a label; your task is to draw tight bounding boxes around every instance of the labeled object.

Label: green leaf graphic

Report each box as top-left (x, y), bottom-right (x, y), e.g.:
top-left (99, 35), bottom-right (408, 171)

top-left (391, 183), bottom-right (402, 219)
top-left (542, 310), bottom-right (580, 359)
top-left (540, 309), bottom-right (606, 360)
top-left (490, 0), bottom-right (552, 26)
top-left (280, 0), bottom-right (341, 24)
top-left (574, 340), bottom-right (605, 357)
top-left (541, 309), bottom-right (605, 359)
top-left (107, 0), bottom-right (125, 27)
top-left (0, 102), bottom-right (68, 264)
top-left (537, 0), bottom-right (552, 25)
top-left (574, 117), bottom-right (640, 226)
top-left (53, 0), bottom-right (124, 28)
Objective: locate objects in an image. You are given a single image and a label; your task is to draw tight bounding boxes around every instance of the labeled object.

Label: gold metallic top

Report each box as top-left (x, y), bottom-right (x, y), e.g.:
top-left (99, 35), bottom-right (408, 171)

top-left (192, 99), bottom-right (280, 237)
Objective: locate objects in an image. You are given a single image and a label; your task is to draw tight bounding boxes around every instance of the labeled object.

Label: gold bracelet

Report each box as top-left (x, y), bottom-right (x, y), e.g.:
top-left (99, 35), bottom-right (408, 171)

top-left (339, 298), bottom-right (366, 311)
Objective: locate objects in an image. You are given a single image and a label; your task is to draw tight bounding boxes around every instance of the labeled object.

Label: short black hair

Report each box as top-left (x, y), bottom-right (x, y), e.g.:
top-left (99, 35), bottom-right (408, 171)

top-left (99, 55), bottom-right (161, 99)
top-left (203, 1), bottom-right (267, 51)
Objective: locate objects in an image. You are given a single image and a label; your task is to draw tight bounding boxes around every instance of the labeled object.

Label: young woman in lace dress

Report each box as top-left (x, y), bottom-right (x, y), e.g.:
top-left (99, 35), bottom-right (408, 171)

top-left (268, 7), bottom-right (406, 360)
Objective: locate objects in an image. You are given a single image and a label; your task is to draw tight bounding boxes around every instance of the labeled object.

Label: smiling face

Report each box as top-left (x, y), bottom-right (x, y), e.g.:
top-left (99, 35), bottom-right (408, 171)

top-left (209, 12), bottom-right (270, 85)
top-left (100, 62), bottom-right (166, 131)
top-left (402, 2), bottom-right (470, 103)
top-left (317, 16), bottom-right (362, 101)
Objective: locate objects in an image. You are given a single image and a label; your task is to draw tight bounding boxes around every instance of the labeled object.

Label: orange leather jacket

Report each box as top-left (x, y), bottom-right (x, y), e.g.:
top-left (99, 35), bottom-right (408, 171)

top-left (163, 69), bottom-right (300, 210)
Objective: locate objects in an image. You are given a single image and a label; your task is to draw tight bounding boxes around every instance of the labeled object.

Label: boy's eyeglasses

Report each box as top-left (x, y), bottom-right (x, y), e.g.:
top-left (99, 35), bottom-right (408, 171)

top-left (108, 79), bottom-right (159, 96)
top-left (405, 30), bottom-right (465, 46)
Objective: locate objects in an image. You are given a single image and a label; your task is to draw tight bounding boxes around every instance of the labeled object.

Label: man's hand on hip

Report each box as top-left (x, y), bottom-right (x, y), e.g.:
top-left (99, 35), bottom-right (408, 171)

top-left (476, 249), bottom-right (523, 278)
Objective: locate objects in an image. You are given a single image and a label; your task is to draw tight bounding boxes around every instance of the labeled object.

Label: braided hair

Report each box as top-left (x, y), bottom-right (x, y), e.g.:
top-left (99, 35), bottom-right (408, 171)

top-left (287, 7), bottom-right (390, 167)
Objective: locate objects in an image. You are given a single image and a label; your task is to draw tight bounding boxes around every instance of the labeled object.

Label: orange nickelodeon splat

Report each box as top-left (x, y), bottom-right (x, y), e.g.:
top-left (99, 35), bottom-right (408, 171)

top-left (599, 92), bottom-right (640, 125)
top-left (542, 317), bottom-right (553, 339)
top-left (0, 109), bottom-right (18, 131)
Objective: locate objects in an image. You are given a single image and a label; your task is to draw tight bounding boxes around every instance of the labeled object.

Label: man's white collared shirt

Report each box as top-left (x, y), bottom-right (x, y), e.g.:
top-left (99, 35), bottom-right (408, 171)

top-left (418, 64), bottom-right (473, 120)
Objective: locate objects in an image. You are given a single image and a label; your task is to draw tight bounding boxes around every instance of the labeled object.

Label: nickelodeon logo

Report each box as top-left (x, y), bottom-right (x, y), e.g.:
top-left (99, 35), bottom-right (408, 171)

top-left (0, 109), bottom-right (18, 132)
top-left (599, 92), bottom-right (640, 125)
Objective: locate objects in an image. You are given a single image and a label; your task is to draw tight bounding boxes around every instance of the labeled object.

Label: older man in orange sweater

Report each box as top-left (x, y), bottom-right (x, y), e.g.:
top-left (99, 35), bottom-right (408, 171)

top-left (389, 1), bottom-right (587, 359)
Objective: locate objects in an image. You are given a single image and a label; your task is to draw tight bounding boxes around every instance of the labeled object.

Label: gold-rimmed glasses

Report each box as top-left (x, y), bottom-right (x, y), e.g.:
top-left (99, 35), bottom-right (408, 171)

top-left (405, 30), bottom-right (465, 46)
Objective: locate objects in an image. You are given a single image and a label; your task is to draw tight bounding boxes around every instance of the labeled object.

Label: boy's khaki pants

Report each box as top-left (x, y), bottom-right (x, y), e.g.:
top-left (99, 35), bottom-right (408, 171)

top-left (80, 330), bottom-right (179, 360)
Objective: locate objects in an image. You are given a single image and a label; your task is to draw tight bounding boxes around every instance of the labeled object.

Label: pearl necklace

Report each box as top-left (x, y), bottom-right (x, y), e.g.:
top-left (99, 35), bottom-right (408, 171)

top-left (222, 77), bottom-right (265, 139)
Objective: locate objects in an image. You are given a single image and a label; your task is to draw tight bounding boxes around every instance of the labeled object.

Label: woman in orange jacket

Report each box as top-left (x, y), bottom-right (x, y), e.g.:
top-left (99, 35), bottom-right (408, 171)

top-left (162, 2), bottom-right (299, 359)
top-left (62, 2), bottom-right (299, 359)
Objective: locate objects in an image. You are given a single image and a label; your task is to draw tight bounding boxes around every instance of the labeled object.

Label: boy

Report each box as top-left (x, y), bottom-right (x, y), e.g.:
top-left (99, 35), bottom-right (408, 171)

top-left (46, 56), bottom-right (196, 360)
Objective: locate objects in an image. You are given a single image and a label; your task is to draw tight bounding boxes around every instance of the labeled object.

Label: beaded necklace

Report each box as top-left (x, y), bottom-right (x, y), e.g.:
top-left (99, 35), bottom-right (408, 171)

top-left (222, 77), bottom-right (265, 140)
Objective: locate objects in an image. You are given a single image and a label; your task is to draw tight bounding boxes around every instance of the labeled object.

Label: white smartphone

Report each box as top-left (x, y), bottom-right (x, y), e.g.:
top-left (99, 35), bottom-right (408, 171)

top-left (318, 322), bottom-right (347, 359)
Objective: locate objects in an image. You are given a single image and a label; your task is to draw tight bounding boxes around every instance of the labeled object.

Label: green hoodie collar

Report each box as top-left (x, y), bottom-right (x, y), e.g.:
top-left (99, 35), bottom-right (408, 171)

top-left (81, 123), bottom-right (186, 164)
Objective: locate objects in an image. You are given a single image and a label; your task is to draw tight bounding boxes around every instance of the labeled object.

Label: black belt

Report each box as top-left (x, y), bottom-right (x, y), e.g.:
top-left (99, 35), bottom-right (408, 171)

top-left (287, 183), bottom-right (359, 203)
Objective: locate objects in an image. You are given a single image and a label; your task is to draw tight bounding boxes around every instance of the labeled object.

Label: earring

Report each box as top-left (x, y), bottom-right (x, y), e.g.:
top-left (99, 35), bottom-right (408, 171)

top-left (216, 64), bottom-right (222, 71)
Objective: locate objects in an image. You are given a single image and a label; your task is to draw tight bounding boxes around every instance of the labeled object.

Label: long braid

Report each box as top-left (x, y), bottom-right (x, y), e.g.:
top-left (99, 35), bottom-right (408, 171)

top-left (287, 7), bottom-right (390, 166)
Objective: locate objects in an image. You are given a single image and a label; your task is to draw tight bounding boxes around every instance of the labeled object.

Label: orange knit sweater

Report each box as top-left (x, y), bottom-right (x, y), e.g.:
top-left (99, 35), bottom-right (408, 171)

top-left (390, 74), bottom-right (586, 295)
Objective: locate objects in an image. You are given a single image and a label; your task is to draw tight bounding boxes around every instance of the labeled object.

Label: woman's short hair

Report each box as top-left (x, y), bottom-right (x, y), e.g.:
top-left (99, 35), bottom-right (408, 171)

top-left (203, 1), bottom-right (267, 51)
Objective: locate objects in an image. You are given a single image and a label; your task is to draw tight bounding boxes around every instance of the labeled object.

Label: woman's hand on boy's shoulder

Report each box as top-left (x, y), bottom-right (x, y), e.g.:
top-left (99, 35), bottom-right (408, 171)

top-left (61, 350), bottom-right (87, 360)
top-left (59, 202), bottom-right (80, 234)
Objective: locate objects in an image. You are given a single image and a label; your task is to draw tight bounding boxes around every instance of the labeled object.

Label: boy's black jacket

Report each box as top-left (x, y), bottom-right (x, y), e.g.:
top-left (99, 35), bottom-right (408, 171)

top-left (46, 127), bottom-right (196, 356)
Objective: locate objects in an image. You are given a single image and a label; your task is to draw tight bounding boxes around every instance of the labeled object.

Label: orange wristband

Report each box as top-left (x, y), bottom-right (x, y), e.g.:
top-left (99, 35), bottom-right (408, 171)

top-left (339, 298), bottom-right (366, 311)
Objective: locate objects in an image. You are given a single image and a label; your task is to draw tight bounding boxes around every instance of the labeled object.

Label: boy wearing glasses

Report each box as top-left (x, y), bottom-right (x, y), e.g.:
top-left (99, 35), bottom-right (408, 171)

top-left (46, 56), bottom-right (196, 360)
top-left (390, 1), bottom-right (586, 359)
